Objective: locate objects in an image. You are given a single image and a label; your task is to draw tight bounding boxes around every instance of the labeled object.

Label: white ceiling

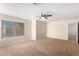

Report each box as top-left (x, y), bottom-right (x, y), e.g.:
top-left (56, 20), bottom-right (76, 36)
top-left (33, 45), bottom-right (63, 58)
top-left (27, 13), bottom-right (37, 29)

top-left (0, 3), bottom-right (79, 21)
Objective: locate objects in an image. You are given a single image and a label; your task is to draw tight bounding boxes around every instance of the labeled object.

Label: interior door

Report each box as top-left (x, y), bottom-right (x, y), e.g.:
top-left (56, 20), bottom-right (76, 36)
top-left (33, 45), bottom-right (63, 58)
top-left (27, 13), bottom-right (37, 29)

top-left (68, 23), bottom-right (76, 42)
top-left (78, 22), bottom-right (79, 43)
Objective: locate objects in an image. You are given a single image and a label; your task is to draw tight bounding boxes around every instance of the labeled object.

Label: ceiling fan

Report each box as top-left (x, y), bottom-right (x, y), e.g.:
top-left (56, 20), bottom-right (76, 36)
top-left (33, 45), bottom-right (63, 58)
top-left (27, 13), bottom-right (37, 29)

top-left (36, 12), bottom-right (52, 19)
top-left (32, 3), bottom-right (53, 19)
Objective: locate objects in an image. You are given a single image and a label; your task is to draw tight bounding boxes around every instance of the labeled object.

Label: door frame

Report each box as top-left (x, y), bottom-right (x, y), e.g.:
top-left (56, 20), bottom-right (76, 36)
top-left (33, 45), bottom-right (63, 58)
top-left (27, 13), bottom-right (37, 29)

top-left (68, 23), bottom-right (78, 43)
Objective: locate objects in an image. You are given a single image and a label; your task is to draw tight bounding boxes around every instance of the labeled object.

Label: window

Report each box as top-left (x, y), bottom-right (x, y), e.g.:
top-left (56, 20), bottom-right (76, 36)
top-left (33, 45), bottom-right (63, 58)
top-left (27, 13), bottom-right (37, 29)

top-left (16, 22), bottom-right (24, 36)
top-left (2, 20), bottom-right (24, 38)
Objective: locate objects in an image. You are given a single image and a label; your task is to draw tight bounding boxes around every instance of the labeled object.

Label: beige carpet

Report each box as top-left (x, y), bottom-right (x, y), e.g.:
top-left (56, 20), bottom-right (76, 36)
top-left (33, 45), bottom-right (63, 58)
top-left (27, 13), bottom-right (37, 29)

top-left (0, 39), bottom-right (78, 56)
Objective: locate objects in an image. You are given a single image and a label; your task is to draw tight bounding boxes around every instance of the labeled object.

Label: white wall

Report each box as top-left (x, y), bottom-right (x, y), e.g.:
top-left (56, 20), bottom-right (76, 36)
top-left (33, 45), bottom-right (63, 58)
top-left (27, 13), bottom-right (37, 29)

top-left (0, 14), bottom-right (79, 42)
top-left (31, 20), bottom-right (36, 40)
top-left (47, 19), bottom-right (77, 40)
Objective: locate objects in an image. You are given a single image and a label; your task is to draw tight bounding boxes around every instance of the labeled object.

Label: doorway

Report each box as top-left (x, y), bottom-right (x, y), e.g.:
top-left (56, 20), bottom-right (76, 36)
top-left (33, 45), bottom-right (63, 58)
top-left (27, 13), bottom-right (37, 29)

top-left (68, 23), bottom-right (76, 42)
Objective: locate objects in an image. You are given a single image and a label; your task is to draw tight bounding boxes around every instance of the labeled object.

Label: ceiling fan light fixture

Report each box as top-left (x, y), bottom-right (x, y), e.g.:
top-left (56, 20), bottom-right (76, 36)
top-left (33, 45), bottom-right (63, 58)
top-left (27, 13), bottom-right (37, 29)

top-left (36, 9), bottom-right (53, 19)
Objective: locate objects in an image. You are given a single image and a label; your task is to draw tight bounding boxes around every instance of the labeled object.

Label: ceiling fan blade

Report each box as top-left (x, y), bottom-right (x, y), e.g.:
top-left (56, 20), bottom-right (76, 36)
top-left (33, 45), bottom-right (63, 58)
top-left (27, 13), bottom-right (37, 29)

top-left (48, 15), bottom-right (52, 17)
top-left (45, 17), bottom-right (48, 19)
